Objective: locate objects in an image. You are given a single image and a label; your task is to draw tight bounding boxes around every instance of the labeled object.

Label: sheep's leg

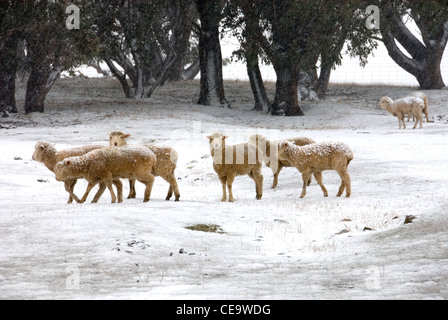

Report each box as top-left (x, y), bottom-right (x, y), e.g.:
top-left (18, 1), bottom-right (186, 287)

top-left (141, 174), bottom-right (155, 202)
top-left (128, 179), bottom-right (136, 199)
top-left (338, 170), bottom-right (351, 197)
top-left (413, 114), bottom-right (423, 129)
top-left (248, 169), bottom-right (263, 200)
top-left (313, 172), bottom-right (328, 197)
top-left (164, 176), bottom-right (180, 201)
top-left (65, 179), bottom-right (79, 203)
top-left (166, 185), bottom-right (173, 200)
top-left (226, 174), bottom-right (236, 202)
top-left (80, 182), bottom-right (98, 203)
top-left (300, 171), bottom-right (312, 198)
top-left (105, 180), bottom-right (117, 203)
top-left (113, 179), bottom-right (123, 203)
top-left (399, 114), bottom-right (406, 129)
top-left (219, 176), bottom-right (227, 202)
top-left (271, 165), bottom-right (283, 189)
top-left (91, 182), bottom-right (107, 203)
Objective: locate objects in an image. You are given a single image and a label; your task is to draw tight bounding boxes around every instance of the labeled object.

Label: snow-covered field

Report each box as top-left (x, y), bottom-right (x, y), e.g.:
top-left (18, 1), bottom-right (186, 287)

top-left (1, 78), bottom-right (448, 299)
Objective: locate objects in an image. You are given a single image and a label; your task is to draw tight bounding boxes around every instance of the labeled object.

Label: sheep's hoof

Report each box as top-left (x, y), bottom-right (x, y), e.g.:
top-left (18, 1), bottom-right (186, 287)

top-left (174, 197), bottom-right (180, 202)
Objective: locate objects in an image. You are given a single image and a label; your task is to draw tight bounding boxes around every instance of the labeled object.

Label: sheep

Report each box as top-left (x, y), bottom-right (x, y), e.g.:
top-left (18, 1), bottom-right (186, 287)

top-left (109, 131), bottom-right (180, 201)
top-left (54, 146), bottom-right (156, 203)
top-left (379, 96), bottom-right (424, 129)
top-left (408, 91), bottom-right (429, 123)
top-left (277, 141), bottom-right (353, 198)
top-left (207, 132), bottom-right (263, 202)
top-left (248, 134), bottom-right (315, 188)
top-left (32, 141), bottom-right (107, 203)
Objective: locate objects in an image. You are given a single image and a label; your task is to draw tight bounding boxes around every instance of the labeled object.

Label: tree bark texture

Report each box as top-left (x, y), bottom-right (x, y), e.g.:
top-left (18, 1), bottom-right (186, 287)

top-left (0, 35), bottom-right (18, 114)
top-left (24, 52), bottom-right (61, 113)
top-left (195, 0), bottom-right (229, 107)
top-left (271, 65), bottom-right (304, 116)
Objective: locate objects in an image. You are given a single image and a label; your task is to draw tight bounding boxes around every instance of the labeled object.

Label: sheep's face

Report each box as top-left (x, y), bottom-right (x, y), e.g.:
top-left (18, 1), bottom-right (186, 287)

top-left (54, 159), bottom-right (72, 181)
top-left (109, 131), bottom-right (130, 147)
top-left (207, 133), bottom-right (227, 152)
top-left (277, 141), bottom-right (290, 160)
top-left (379, 97), bottom-right (391, 110)
top-left (32, 141), bottom-right (50, 162)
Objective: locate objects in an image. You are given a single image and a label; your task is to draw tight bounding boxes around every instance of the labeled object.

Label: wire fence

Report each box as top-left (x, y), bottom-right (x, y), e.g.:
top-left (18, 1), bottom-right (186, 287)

top-left (221, 39), bottom-right (448, 87)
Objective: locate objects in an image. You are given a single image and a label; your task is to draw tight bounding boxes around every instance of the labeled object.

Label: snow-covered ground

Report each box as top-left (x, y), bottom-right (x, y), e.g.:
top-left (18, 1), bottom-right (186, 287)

top-left (1, 78), bottom-right (448, 299)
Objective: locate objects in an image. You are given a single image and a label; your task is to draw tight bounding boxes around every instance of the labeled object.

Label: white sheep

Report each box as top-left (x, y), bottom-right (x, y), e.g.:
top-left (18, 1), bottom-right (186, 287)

top-left (207, 132), bottom-right (263, 202)
top-left (109, 131), bottom-right (180, 201)
top-left (54, 146), bottom-right (156, 203)
top-left (277, 141), bottom-right (353, 198)
top-left (248, 134), bottom-right (316, 188)
top-left (32, 141), bottom-right (107, 203)
top-left (379, 96), bottom-right (424, 129)
top-left (408, 91), bottom-right (429, 122)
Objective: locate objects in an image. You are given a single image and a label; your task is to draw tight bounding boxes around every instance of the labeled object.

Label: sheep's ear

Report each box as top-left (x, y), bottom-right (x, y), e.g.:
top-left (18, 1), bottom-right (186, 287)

top-left (124, 133), bottom-right (131, 138)
top-left (40, 144), bottom-right (45, 150)
top-left (223, 135), bottom-right (228, 140)
top-left (206, 136), bottom-right (211, 140)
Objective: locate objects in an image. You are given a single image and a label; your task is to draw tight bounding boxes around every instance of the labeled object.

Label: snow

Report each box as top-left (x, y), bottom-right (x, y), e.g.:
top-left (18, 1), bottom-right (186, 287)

top-left (1, 78), bottom-right (448, 299)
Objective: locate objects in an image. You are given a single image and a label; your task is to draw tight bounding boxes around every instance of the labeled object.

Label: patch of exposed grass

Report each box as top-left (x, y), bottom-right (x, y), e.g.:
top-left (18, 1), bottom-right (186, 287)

top-left (185, 224), bottom-right (225, 234)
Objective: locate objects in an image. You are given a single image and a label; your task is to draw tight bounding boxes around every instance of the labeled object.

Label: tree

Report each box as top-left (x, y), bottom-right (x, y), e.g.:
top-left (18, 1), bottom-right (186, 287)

top-left (94, 0), bottom-right (197, 99)
top-left (0, 1), bottom-right (100, 114)
top-left (0, 0), bottom-right (30, 115)
top-left (378, 1), bottom-right (448, 89)
top-left (0, 32), bottom-right (18, 115)
top-left (195, 0), bottom-right (229, 108)
top-left (225, 1), bottom-right (271, 111)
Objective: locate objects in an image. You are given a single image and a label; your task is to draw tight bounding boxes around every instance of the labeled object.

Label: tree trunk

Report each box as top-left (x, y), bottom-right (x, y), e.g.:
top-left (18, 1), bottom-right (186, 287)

top-left (270, 65), bottom-right (304, 116)
top-left (415, 50), bottom-right (445, 89)
top-left (104, 58), bottom-right (134, 99)
top-left (182, 59), bottom-right (200, 80)
top-left (380, 5), bottom-right (447, 89)
top-left (24, 55), bottom-right (61, 114)
top-left (247, 60), bottom-right (270, 112)
top-left (317, 61), bottom-right (333, 99)
top-left (382, 29), bottom-right (446, 89)
top-left (0, 35), bottom-right (18, 114)
top-left (195, 0), bottom-right (229, 108)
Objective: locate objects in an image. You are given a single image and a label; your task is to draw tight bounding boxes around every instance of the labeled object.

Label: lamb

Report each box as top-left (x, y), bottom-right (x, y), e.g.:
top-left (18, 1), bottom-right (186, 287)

top-left (109, 131), bottom-right (180, 201)
top-left (207, 132), bottom-right (263, 202)
top-left (54, 146), bottom-right (156, 203)
top-left (408, 91), bottom-right (429, 123)
top-left (379, 96), bottom-right (424, 129)
top-left (32, 141), bottom-right (107, 203)
top-left (277, 141), bottom-right (353, 198)
top-left (248, 134), bottom-right (315, 188)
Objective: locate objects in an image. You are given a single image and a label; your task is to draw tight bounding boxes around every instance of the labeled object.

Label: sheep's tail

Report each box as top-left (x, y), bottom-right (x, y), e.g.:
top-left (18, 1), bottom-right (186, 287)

top-left (347, 153), bottom-right (354, 166)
